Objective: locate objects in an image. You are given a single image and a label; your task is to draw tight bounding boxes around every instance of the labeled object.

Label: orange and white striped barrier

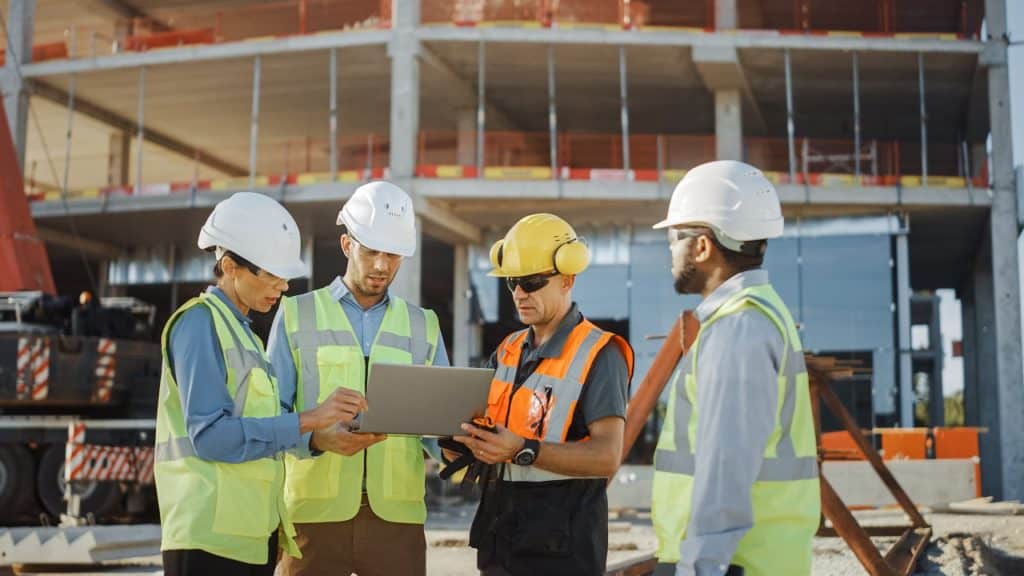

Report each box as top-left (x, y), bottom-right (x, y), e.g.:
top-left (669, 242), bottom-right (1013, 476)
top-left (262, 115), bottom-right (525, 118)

top-left (92, 338), bottom-right (117, 403)
top-left (16, 337), bottom-right (50, 401)
top-left (65, 422), bottom-right (155, 484)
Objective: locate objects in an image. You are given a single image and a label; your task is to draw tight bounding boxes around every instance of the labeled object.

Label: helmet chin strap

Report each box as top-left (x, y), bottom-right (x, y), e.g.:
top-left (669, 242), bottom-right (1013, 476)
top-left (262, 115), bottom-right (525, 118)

top-left (214, 247), bottom-right (227, 261)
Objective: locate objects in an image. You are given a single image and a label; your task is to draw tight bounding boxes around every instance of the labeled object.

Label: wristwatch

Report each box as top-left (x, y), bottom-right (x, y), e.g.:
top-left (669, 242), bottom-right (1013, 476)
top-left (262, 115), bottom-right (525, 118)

top-left (514, 439), bottom-right (541, 466)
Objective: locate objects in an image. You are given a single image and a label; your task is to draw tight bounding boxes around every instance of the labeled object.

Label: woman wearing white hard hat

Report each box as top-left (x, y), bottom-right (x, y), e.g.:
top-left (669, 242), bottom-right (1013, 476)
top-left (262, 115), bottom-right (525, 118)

top-left (154, 192), bottom-right (369, 575)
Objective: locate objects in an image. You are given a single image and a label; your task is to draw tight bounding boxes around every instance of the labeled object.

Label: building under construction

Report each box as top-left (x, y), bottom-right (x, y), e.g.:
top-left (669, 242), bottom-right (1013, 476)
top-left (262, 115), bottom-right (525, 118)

top-left (3, 0), bottom-right (1021, 502)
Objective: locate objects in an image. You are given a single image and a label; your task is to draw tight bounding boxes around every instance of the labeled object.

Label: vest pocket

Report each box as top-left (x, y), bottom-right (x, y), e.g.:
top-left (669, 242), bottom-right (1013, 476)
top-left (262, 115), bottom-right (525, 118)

top-left (284, 453), bottom-right (340, 500)
top-left (243, 370), bottom-right (278, 416)
top-left (316, 346), bottom-right (363, 400)
top-left (382, 438), bottom-right (425, 502)
top-left (212, 460), bottom-right (279, 538)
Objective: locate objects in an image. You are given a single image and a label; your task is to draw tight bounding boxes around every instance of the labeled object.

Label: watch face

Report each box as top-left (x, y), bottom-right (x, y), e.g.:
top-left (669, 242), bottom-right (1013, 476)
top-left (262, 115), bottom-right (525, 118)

top-left (515, 448), bottom-right (536, 466)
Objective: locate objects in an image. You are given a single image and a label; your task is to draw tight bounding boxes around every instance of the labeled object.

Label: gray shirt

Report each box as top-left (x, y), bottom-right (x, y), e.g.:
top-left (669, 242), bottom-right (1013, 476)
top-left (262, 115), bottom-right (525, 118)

top-left (676, 269), bottom-right (786, 576)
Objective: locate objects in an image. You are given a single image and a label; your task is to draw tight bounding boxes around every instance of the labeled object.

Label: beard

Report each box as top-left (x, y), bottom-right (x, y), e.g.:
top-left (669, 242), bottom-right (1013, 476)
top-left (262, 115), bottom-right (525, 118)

top-left (672, 244), bottom-right (703, 294)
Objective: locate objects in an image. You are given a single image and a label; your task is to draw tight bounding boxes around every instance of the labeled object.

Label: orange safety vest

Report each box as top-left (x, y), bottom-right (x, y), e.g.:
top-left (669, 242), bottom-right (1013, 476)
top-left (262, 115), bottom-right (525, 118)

top-left (486, 318), bottom-right (634, 448)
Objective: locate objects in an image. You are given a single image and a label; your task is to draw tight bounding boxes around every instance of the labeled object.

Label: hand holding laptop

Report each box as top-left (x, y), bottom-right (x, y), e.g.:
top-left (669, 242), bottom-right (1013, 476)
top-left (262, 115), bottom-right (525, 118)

top-left (312, 422), bottom-right (386, 456)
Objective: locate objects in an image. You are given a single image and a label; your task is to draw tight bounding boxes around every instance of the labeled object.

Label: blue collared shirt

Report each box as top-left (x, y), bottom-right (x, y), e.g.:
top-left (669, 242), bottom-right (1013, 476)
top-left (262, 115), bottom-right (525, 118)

top-left (267, 275), bottom-right (450, 407)
top-left (167, 287), bottom-right (302, 463)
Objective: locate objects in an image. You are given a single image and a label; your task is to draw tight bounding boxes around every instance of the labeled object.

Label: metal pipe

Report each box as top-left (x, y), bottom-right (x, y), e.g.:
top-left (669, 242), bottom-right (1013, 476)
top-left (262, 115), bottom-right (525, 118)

top-left (249, 55), bottom-right (262, 188)
top-left (135, 66), bottom-right (145, 194)
top-left (619, 45), bottom-right (630, 173)
top-left (477, 41), bottom-right (485, 178)
top-left (784, 49), bottom-right (796, 183)
top-left (918, 52), bottom-right (927, 185)
top-left (329, 47), bottom-right (338, 181)
top-left (61, 76), bottom-right (76, 200)
top-left (852, 51), bottom-right (861, 179)
top-left (547, 45), bottom-right (557, 178)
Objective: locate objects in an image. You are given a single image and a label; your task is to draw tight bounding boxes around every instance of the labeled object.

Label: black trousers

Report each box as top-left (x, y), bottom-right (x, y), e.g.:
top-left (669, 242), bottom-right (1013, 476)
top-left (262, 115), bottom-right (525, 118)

top-left (162, 532), bottom-right (277, 576)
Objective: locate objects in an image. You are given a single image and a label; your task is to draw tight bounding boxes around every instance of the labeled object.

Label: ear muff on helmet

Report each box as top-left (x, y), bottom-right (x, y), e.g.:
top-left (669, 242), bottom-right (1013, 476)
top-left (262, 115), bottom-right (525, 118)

top-left (553, 238), bottom-right (590, 276)
top-left (489, 240), bottom-right (505, 269)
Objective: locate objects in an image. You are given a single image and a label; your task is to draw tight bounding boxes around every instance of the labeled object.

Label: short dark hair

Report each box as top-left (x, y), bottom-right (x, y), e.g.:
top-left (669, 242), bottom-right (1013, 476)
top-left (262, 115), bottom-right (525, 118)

top-left (212, 250), bottom-right (261, 278)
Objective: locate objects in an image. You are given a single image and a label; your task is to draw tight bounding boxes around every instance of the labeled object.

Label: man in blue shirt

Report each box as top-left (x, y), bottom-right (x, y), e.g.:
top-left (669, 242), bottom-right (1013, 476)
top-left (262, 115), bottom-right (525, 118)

top-left (270, 182), bottom-right (449, 576)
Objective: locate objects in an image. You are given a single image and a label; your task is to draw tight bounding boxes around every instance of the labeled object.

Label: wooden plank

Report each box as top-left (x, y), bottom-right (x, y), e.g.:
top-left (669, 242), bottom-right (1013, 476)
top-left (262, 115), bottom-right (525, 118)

top-left (817, 382), bottom-right (929, 528)
top-left (820, 477), bottom-right (897, 576)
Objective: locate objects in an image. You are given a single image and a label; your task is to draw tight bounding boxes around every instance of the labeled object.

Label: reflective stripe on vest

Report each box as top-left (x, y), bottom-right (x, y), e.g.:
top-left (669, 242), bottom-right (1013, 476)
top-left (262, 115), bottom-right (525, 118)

top-left (290, 291), bottom-right (434, 410)
top-left (493, 321), bottom-right (632, 482)
top-left (155, 298), bottom-right (274, 463)
top-left (652, 349), bottom-right (817, 481)
top-left (653, 294), bottom-right (818, 483)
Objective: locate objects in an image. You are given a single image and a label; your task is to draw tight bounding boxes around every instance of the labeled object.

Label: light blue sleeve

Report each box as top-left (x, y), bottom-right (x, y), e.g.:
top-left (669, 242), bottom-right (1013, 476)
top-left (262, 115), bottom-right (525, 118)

top-left (169, 306), bottom-right (301, 464)
top-left (267, 303), bottom-right (314, 458)
top-left (675, 311), bottom-right (783, 576)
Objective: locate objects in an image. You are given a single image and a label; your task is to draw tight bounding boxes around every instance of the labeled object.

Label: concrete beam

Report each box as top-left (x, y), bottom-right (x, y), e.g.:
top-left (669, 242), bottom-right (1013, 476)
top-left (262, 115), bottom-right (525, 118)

top-left (410, 194), bottom-right (481, 245)
top-left (16, 28), bottom-right (980, 80)
top-left (32, 80), bottom-right (247, 177)
top-left (2, 0), bottom-right (35, 169)
top-left (37, 226), bottom-right (123, 259)
top-left (27, 180), bottom-right (992, 220)
top-left (415, 27), bottom-right (985, 54)
top-left (20, 30), bottom-right (391, 77)
top-left (692, 45), bottom-right (766, 135)
top-left (419, 45), bottom-right (524, 131)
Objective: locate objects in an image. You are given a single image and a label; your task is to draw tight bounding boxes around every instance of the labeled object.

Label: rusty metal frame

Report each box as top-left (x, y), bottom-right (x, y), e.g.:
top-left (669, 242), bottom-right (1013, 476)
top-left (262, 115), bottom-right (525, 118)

top-left (807, 356), bottom-right (932, 576)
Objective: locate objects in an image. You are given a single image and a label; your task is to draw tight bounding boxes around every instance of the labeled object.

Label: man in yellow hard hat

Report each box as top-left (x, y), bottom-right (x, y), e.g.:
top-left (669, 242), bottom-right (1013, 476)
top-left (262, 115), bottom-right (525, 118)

top-left (452, 213), bottom-right (634, 576)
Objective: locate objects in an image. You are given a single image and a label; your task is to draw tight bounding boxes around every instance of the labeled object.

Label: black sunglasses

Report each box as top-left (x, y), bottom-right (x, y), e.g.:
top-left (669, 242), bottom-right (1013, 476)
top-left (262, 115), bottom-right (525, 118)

top-left (506, 272), bottom-right (559, 294)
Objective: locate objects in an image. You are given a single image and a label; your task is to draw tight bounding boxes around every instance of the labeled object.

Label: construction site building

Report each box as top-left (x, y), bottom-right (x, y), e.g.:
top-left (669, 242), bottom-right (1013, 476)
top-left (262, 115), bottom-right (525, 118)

top-left (4, 0), bottom-right (1022, 500)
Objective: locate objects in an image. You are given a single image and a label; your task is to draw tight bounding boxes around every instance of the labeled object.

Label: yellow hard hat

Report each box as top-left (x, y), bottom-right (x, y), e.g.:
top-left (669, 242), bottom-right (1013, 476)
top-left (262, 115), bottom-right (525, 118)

top-left (488, 213), bottom-right (590, 278)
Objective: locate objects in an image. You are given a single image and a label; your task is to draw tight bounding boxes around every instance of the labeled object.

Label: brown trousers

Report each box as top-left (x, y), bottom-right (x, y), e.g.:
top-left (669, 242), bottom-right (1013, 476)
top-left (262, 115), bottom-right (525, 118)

top-left (276, 498), bottom-right (425, 576)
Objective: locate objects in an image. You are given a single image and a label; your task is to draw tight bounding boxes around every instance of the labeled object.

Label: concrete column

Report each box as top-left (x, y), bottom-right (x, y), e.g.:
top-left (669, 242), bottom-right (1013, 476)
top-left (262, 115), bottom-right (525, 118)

top-left (896, 232), bottom-right (913, 427)
top-left (715, 0), bottom-right (737, 29)
top-left (390, 216), bottom-right (423, 305)
top-left (456, 108), bottom-right (476, 167)
top-left (388, 0), bottom-right (421, 180)
top-left (452, 244), bottom-right (470, 366)
top-left (981, 0), bottom-right (1024, 500)
top-left (107, 131), bottom-right (131, 186)
top-left (2, 0), bottom-right (35, 170)
top-left (715, 90), bottom-right (742, 161)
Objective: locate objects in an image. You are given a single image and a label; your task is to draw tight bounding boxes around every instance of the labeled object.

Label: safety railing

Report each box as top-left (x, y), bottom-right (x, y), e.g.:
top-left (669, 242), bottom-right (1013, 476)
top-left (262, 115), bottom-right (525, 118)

top-left (57, 1), bottom-right (389, 60)
top-left (420, 0), bottom-right (979, 37)
top-left (414, 131), bottom-right (988, 186)
top-left (24, 130), bottom-right (990, 202)
top-left (24, 134), bottom-right (390, 202)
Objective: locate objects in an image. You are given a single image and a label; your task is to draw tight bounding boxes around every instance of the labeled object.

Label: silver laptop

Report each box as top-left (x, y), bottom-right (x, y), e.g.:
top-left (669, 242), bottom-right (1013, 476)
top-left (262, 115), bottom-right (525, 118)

top-left (352, 363), bottom-right (494, 437)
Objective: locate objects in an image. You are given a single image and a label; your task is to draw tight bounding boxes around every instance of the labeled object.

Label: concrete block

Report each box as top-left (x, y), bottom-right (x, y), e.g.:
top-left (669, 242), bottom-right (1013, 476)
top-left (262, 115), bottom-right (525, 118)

top-left (823, 459), bottom-right (977, 508)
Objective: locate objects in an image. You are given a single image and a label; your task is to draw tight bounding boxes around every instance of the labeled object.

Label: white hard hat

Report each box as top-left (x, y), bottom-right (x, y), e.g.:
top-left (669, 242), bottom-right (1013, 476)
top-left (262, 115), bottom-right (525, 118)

top-left (336, 181), bottom-right (417, 257)
top-left (653, 160), bottom-right (784, 242)
top-left (198, 192), bottom-right (307, 279)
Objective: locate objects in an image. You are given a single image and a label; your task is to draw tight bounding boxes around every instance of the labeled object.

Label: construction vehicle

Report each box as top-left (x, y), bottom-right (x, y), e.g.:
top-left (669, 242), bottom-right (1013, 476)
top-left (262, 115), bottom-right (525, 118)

top-left (0, 98), bottom-right (162, 527)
